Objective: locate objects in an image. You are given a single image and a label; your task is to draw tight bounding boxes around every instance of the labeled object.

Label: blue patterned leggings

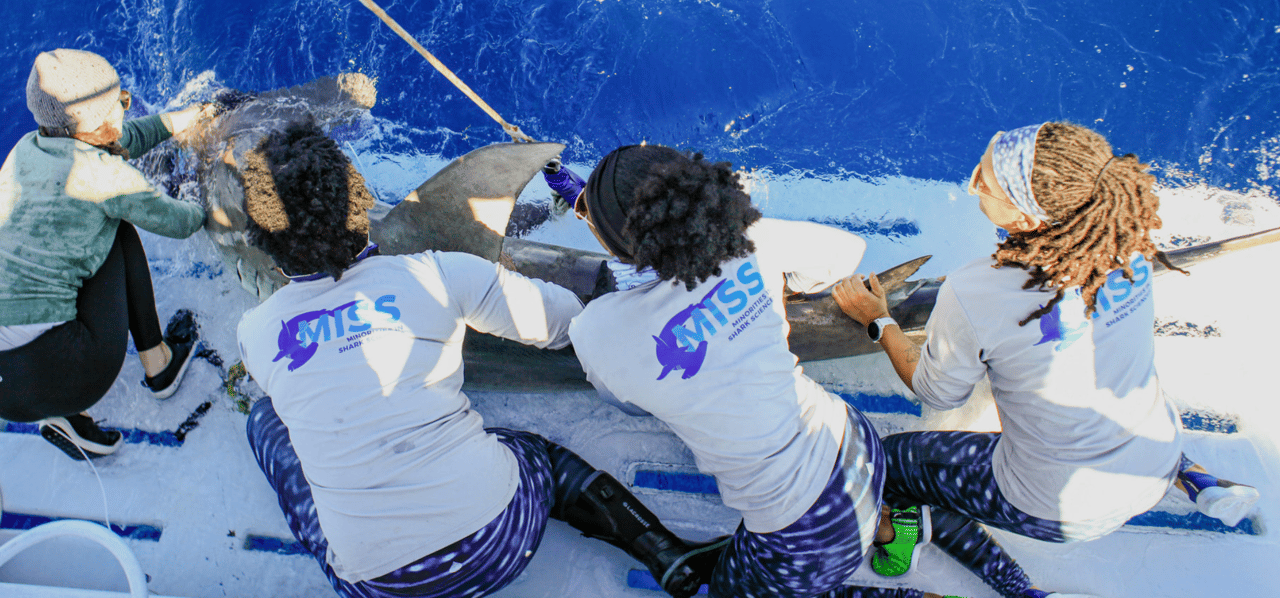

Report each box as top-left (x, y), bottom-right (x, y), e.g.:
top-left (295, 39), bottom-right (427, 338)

top-left (880, 431), bottom-right (1117, 598)
top-left (709, 407), bottom-right (919, 598)
top-left (247, 397), bottom-right (597, 598)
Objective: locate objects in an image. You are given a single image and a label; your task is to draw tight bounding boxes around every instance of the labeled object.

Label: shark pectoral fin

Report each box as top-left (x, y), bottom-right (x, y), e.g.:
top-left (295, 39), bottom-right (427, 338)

top-left (371, 142), bottom-right (566, 261)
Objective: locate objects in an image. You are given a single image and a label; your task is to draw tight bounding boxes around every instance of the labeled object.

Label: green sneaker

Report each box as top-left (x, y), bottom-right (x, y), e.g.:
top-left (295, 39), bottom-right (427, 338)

top-left (870, 505), bottom-right (931, 577)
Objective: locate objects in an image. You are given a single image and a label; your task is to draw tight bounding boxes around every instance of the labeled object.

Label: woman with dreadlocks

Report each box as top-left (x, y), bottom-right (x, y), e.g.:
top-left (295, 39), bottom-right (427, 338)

top-left (832, 122), bottom-right (1260, 598)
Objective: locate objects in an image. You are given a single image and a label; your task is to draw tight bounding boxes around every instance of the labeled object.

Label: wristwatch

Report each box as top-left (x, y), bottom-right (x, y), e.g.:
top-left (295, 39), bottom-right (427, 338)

top-left (867, 316), bottom-right (898, 343)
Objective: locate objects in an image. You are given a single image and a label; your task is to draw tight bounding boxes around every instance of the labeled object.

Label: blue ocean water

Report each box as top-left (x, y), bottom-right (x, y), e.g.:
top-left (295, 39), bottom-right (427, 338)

top-left (3, 0), bottom-right (1279, 191)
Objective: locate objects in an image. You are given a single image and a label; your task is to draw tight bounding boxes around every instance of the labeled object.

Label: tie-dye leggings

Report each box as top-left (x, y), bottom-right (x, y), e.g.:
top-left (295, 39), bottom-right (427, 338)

top-left (247, 397), bottom-right (603, 598)
top-left (708, 407), bottom-right (923, 598)
top-left (880, 431), bottom-right (1141, 598)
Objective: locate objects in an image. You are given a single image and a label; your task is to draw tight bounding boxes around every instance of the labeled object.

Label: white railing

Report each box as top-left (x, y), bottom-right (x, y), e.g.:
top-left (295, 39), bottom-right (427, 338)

top-left (0, 519), bottom-right (185, 598)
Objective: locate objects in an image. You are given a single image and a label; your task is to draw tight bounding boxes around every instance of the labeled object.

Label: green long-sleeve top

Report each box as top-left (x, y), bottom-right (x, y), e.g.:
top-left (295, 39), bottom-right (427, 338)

top-left (0, 114), bottom-right (205, 326)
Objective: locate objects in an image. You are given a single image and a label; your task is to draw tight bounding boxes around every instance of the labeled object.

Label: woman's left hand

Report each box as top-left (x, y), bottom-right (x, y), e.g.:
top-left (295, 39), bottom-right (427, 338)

top-left (832, 272), bottom-right (890, 326)
top-left (164, 102), bottom-right (215, 137)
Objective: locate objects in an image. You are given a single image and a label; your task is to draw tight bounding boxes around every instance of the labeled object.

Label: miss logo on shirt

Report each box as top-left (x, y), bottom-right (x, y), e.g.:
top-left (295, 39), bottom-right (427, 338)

top-left (1034, 255), bottom-right (1152, 351)
top-left (652, 260), bottom-right (770, 380)
top-left (273, 295), bottom-right (401, 371)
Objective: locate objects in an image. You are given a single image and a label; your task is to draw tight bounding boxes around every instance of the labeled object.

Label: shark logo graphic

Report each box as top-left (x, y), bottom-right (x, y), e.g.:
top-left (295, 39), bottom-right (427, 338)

top-left (1034, 302), bottom-right (1088, 352)
top-left (272, 294), bottom-right (401, 371)
top-left (273, 301), bottom-right (358, 371)
top-left (653, 281), bottom-right (726, 380)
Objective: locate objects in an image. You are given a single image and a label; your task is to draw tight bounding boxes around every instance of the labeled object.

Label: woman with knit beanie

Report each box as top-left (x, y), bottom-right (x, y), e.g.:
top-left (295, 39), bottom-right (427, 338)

top-left (832, 122), bottom-right (1261, 598)
top-left (0, 49), bottom-right (212, 461)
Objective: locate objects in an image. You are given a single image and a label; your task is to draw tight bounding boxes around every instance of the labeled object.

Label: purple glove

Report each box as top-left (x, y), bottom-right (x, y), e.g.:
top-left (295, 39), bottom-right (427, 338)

top-left (543, 159), bottom-right (586, 208)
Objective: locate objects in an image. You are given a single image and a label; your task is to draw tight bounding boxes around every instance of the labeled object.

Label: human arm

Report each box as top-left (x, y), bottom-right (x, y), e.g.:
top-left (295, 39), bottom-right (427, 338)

top-left (119, 105), bottom-right (214, 158)
top-left (65, 149), bottom-right (204, 238)
top-left (835, 272), bottom-right (987, 408)
top-left (831, 272), bottom-right (920, 390)
top-left (750, 218), bottom-right (867, 293)
top-left (101, 186), bottom-right (204, 238)
top-left (120, 98), bottom-right (230, 158)
top-left (161, 102), bottom-right (216, 137)
top-left (118, 115), bottom-right (174, 158)
top-left (436, 251), bottom-right (584, 349)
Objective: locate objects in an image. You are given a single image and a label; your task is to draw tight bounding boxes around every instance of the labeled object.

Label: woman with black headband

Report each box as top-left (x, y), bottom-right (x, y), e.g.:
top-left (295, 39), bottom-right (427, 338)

top-left (832, 122), bottom-right (1260, 598)
top-left (567, 144), bottom-right (985, 598)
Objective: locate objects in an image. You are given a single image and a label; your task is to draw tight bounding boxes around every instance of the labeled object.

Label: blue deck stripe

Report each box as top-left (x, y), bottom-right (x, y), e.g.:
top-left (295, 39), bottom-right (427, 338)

top-left (3, 421), bottom-right (183, 448)
top-left (0, 512), bottom-right (162, 542)
top-left (627, 569), bottom-right (709, 594)
top-left (242, 534), bottom-right (310, 556)
top-left (830, 391), bottom-right (922, 417)
top-left (633, 470), bottom-right (720, 495)
top-left (1125, 510), bottom-right (1258, 535)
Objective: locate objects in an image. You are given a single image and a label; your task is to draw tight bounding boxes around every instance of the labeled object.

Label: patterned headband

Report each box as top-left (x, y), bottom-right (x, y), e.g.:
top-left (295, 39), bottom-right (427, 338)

top-left (991, 123), bottom-right (1052, 222)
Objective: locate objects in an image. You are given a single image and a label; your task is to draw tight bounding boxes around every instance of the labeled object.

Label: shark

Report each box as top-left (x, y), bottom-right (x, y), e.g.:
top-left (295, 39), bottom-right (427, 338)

top-left (178, 75), bottom-right (1280, 392)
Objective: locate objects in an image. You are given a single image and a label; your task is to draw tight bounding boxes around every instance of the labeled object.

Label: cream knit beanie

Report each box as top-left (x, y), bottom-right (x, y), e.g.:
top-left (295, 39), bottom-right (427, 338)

top-left (26, 49), bottom-right (121, 135)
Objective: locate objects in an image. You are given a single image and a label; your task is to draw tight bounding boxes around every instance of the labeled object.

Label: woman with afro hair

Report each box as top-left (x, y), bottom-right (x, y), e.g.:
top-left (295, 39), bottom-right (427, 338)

top-left (833, 122), bottom-right (1260, 598)
top-left (568, 144), bottom-right (981, 598)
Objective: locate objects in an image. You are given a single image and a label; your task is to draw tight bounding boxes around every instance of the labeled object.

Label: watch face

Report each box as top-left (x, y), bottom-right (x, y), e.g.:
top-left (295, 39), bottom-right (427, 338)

top-left (868, 318), bottom-right (894, 342)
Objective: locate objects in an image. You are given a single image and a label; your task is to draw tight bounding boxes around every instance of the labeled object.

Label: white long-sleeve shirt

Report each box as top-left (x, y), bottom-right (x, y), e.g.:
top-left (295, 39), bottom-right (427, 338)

top-left (912, 254), bottom-right (1182, 524)
top-left (569, 218), bottom-right (867, 533)
top-left (238, 251), bottom-right (582, 582)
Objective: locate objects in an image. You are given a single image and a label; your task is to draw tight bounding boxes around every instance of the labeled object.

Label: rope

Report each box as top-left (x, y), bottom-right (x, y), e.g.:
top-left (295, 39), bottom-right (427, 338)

top-left (357, 0), bottom-right (536, 143)
top-left (44, 422), bottom-right (113, 532)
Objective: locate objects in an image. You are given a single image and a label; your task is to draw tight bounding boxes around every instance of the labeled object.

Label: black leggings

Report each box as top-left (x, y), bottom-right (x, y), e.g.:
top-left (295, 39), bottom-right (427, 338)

top-left (0, 222), bottom-right (164, 422)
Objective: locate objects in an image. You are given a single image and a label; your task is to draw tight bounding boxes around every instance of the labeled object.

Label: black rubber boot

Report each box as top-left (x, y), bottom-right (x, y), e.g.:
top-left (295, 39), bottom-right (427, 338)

top-left (560, 472), bottom-right (725, 597)
top-left (552, 469), bottom-right (725, 597)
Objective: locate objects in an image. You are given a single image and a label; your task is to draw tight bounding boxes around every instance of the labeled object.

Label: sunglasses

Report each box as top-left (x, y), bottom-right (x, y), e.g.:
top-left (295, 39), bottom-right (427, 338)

top-left (967, 131), bottom-right (1004, 197)
top-left (119, 89), bottom-right (132, 111)
top-left (574, 189), bottom-right (589, 221)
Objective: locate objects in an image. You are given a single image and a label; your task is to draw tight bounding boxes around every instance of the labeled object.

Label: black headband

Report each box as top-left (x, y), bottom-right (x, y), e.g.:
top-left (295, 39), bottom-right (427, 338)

top-left (583, 145), bottom-right (642, 261)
